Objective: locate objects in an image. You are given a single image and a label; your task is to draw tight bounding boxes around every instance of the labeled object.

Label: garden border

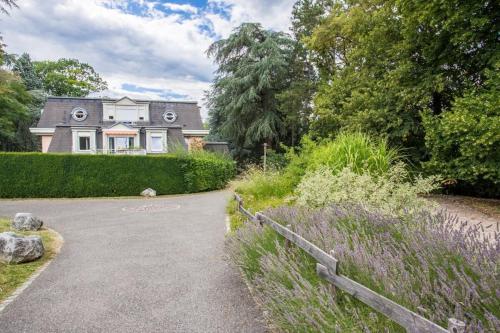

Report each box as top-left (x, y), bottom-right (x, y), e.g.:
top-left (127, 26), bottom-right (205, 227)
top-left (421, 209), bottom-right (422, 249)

top-left (234, 193), bottom-right (466, 333)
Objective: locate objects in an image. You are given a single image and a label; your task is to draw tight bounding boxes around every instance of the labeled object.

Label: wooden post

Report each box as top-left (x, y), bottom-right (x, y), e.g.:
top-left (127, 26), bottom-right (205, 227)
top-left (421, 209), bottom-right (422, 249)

top-left (256, 212), bottom-right (264, 227)
top-left (447, 318), bottom-right (466, 333)
top-left (263, 143), bottom-right (267, 174)
top-left (284, 224), bottom-right (292, 251)
top-left (327, 250), bottom-right (337, 298)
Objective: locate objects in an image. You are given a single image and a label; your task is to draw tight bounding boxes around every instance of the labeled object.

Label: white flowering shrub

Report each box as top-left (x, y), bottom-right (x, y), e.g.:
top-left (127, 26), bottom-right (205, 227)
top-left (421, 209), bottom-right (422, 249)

top-left (296, 163), bottom-right (440, 215)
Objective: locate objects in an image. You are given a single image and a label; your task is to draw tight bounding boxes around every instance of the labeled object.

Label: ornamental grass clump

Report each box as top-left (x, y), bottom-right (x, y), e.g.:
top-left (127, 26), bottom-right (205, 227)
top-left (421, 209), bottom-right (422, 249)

top-left (228, 205), bottom-right (499, 331)
top-left (304, 132), bottom-right (398, 175)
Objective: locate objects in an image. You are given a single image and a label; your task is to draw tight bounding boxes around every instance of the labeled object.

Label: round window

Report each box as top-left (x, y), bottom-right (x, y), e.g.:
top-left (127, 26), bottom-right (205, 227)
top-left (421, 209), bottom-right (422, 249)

top-left (163, 111), bottom-right (177, 123)
top-left (71, 107), bottom-right (88, 121)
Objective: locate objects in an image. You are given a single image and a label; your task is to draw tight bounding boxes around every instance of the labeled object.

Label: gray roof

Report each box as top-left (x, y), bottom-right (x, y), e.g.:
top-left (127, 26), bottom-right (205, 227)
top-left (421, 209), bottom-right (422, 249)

top-left (37, 97), bottom-right (203, 130)
top-left (47, 127), bottom-right (72, 153)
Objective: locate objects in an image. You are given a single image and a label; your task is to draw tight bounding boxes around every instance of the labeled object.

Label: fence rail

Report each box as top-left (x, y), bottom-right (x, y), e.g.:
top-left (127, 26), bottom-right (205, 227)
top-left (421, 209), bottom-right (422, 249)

top-left (233, 193), bottom-right (466, 333)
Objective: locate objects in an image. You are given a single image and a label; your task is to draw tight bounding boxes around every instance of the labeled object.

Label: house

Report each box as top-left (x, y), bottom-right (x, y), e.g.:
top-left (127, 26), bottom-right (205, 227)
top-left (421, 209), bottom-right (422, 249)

top-left (30, 96), bottom-right (210, 154)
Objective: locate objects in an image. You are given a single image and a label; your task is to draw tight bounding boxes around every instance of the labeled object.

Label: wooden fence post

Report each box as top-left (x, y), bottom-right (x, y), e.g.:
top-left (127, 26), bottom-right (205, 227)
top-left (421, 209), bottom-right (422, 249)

top-left (284, 224), bottom-right (292, 251)
top-left (327, 250), bottom-right (337, 298)
top-left (447, 318), bottom-right (466, 333)
top-left (256, 212), bottom-right (264, 227)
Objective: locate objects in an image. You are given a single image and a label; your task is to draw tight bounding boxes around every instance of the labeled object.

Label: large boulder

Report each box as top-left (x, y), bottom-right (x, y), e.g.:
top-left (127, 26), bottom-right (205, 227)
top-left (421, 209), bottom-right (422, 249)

top-left (0, 232), bottom-right (44, 264)
top-left (12, 213), bottom-right (43, 231)
top-left (141, 188), bottom-right (157, 197)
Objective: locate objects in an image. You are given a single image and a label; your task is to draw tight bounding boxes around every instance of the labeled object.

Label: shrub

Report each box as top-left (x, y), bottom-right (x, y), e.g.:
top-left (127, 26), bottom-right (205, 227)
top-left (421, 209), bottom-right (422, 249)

top-left (296, 163), bottom-right (440, 216)
top-left (227, 205), bottom-right (500, 332)
top-left (183, 152), bottom-right (236, 192)
top-left (0, 152), bottom-right (235, 198)
top-left (422, 66), bottom-right (500, 198)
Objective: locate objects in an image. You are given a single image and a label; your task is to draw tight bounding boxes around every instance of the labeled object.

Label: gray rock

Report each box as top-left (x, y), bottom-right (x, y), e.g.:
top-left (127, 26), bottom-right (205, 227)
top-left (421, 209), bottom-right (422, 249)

top-left (141, 188), bottom-right (157, 197)
top-left (0, 232), bottom-right (44, 264)
top-left (12, 213), bottom-right (43, 231)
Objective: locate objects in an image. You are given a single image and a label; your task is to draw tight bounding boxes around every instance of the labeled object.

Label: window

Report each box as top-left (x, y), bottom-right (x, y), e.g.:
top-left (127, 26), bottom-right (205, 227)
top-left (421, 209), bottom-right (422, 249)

top-left (109, 137), bottom-right (134, 151)
top-left (72, 107), bottom-right (88, 121)
top-left (151, 136), bottom-right (163, 152)
top-left (79, 136), bottom-right (90, 151)
top-left (163, 111), bottom-right (177, 123)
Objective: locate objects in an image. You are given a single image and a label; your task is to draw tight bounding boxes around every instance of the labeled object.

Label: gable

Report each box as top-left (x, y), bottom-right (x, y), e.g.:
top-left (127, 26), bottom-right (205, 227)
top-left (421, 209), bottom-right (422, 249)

top-left (106, 123), bottom-right (135, 130)
top-left (115, 97), bottom-right (138, 106)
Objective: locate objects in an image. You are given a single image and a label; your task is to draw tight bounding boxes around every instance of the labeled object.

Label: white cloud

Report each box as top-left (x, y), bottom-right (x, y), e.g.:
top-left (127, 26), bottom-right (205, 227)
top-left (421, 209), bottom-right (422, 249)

top-left (163, 2), bottom-right (198, 14)
top-left (210, 0), bottom-right (295, 35)
top-left (0, 0), bottom-right (295, 119)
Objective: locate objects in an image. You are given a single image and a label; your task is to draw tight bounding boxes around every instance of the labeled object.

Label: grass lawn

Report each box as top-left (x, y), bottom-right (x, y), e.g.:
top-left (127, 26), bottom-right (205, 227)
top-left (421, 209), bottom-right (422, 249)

top-left (0, 218), bottom-right (62, 302)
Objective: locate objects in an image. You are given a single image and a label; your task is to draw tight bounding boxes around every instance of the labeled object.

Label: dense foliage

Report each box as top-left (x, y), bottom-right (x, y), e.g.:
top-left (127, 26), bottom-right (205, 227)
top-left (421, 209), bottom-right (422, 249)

top-left (0, 69), bottom-right (31, 150)
top-left (0, 152), bottom-right (235, 198)
top-left (306, 0), bottom-right (498, 161)
top-left (422, 66), bottom-right (500, 197)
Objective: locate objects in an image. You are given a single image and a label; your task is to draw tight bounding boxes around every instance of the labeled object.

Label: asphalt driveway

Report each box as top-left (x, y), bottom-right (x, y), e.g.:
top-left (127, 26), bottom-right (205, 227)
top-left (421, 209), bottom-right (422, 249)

top-left (0, 191), bottom-right (266, 333)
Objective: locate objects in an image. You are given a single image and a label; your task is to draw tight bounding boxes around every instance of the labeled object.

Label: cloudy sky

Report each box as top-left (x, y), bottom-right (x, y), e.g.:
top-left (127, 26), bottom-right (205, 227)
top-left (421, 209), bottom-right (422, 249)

top-left (0, 0), bottom-right (296, 117)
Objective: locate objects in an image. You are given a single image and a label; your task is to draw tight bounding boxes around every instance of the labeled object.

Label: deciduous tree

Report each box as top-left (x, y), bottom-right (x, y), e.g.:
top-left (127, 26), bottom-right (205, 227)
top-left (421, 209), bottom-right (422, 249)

top-left (34, 58), bottom-right (108, 97)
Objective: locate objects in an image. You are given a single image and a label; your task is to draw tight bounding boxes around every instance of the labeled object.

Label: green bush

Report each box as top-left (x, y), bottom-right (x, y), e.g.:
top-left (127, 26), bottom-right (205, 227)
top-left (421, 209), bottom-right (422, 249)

top-left (0, 152), bottom-right (235, 198)
top-left (296, 163), bottom-right (440, 216)
top-left (183, 152), bottom-right (236, 192)
top-left (422, 66), bottom-right (500, 197)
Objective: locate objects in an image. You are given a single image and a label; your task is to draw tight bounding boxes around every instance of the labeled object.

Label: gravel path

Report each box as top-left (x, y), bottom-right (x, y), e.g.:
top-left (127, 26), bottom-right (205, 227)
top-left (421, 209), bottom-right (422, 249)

top-left (0, 191), bottom-right (266, 333)
top-left (429, 195), bottom-right (499, 241)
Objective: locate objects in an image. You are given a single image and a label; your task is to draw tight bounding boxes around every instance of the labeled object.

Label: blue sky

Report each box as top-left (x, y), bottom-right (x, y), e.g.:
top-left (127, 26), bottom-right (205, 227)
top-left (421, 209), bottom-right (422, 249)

top-left (0, 0), bottom-right (295, 117)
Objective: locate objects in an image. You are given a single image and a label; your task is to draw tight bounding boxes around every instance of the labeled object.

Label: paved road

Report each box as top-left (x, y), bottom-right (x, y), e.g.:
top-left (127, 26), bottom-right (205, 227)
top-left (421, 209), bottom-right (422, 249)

top-left (0, 191), bottom-right (266, 333)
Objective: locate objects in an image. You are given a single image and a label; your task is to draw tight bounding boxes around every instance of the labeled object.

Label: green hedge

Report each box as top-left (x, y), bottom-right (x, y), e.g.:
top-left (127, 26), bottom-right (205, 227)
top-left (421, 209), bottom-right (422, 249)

top-left (0, 153), bottom-right (236, 198)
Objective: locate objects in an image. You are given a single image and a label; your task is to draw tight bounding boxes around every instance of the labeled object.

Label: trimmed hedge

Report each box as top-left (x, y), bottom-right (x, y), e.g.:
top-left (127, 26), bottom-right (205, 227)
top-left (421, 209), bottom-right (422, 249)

top-left (0, 153), bottom-right (236, 198)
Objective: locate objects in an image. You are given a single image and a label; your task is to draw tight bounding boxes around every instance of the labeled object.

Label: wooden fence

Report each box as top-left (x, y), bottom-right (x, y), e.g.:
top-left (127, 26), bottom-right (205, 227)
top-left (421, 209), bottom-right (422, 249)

top-left (234, 193), bottom-right (467, 333)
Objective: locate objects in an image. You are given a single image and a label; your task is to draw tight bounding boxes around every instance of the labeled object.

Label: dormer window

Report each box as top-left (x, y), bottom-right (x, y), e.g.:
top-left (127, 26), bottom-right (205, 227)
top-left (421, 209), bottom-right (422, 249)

top-left (71, 107), bottom-right (88, 121)
top-left (163, 111), bottom-right (177, 123)
top-left (102, 97), bottom-right (149, 122)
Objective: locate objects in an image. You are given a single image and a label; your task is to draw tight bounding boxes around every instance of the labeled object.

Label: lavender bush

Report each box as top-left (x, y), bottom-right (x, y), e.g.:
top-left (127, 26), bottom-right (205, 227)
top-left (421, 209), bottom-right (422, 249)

top-left (227, 204), bottom-right (500, 332)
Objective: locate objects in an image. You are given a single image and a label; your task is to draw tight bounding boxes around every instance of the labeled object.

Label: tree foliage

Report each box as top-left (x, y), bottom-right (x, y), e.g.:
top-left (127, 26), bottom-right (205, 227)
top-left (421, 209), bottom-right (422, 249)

top-left (34, 58), bottom-right (108, 97)
top-left (12, 53), bottom-right (43, 90)
top-left (0, 69), bottom-right (31, 150)
top-left (422, 65), bottom-right (500, 197)
top-left (206, 23), bottom-right (295, 160)
top-left (305, 0), bottom-right (499, 161)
